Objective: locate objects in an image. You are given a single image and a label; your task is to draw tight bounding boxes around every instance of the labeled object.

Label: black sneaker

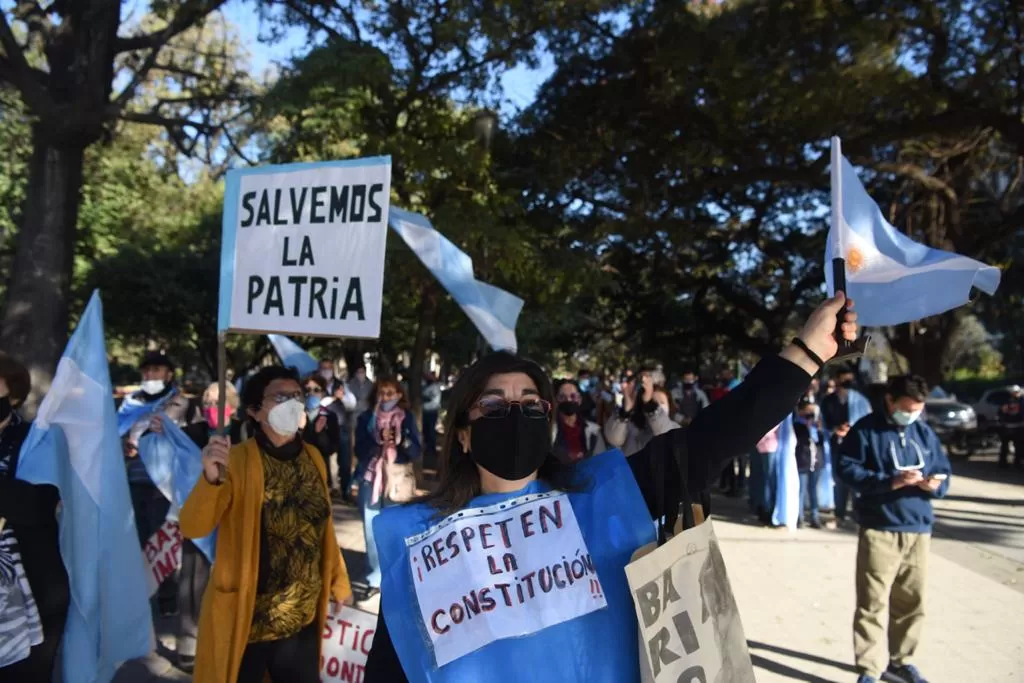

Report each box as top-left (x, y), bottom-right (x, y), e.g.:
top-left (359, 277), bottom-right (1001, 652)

top-left (884, 663), bottom-right (928, 683)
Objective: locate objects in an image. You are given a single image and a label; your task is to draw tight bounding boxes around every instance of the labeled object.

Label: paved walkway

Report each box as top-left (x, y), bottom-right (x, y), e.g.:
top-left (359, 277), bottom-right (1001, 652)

top-left (115, 453), bottom-right (1024, 682)
top-left (718, 452), bottom-right (1024, 682)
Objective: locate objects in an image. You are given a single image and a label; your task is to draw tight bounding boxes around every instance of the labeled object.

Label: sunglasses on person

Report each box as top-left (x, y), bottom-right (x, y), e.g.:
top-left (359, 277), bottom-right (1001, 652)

top-left (475, 396), bottom-right (551, 419)
top-left (558, 392), bottom-right (581, 403)
top-left (305, 386), bottom-right (324, 396)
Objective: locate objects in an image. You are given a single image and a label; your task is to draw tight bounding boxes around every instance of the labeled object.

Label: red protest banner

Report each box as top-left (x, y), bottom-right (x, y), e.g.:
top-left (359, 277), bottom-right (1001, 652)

top-left (320, 603), bottom-right (376, 683)
top-left (143, 520), bottom-right (183, 596)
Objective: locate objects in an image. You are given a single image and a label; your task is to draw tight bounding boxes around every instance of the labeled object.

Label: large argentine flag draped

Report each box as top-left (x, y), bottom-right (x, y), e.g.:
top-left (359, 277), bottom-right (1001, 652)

top-left (825, 136), bottom-right (1001, 326)
top-left (267, 333), bottom-right (319, 376)
top-left (16, 291), bottom-right (153, 683)
top-left (771, 414), bottom-right (800, 531)
top-left (388, 208), bottom-right (524, 352)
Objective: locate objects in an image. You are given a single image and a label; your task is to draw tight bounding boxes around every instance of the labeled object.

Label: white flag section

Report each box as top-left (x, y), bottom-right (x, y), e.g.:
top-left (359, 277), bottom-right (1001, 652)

top-left (405, 491), bottom-right (606, 667)
top-left (218, 157), bottom-right (391, 338)
top-left (626, 520), bottom-right (755, 683)
top-left (825, 137), bottom-right (1000, 326)
top-left (388, 208), bottom-right (524, 352)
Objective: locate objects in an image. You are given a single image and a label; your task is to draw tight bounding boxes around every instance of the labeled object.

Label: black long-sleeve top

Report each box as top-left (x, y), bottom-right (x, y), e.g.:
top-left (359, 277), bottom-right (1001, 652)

top-left (0, 415), bottom-right (70, 618)
top-left (363, 354), bottom-right (813, 681)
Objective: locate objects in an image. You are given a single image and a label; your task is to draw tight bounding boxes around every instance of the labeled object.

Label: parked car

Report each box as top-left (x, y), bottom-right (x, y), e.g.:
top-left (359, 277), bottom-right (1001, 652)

top-left (974, 386), bottom-right (1019, 427)
top-left (924, 398), bottom-right (979, 456)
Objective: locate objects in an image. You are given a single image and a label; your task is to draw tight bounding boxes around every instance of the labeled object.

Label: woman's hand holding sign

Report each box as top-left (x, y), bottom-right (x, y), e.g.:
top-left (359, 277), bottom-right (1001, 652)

top-left (202, 435), bottom-right (231, 484)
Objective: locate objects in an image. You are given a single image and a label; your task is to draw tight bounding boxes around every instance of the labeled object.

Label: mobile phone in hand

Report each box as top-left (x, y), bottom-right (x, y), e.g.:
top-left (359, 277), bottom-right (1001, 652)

top-left (929, 474), bottom-right (948, 481)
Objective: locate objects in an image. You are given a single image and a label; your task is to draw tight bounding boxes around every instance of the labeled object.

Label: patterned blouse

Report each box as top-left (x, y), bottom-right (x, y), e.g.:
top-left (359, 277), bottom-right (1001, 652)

top-left (248, 445), bottom-right (331, 643)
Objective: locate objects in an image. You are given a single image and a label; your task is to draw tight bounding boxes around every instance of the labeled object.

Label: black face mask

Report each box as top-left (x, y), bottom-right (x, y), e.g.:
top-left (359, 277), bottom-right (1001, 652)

top-left (558, 401), bottom-right (579, 417)
top-left (0, 396), bottom-right (11, 424)
top-left (682, 382), bottom-right (695, 390)
top-left (840, 380), bottom-right (855, 389)
top-left (469, 407), bottom-right (551, 480)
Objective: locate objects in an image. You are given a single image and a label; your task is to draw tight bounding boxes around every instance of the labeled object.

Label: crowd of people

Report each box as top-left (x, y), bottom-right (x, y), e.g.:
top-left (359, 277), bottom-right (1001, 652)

top-left (1, 289), bottom-right (1017, 683)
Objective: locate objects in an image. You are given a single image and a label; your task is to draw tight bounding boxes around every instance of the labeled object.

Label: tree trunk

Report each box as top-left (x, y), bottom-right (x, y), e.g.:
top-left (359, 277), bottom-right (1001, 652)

top-left (0, 127), bottom-right (86, 410)
top-left (407, 289), bottom-right (439, 429)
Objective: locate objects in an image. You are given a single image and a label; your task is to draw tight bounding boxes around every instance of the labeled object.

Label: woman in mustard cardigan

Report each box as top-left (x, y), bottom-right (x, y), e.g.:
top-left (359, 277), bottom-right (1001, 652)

top-left (180, 366), bottom-right (352, 683)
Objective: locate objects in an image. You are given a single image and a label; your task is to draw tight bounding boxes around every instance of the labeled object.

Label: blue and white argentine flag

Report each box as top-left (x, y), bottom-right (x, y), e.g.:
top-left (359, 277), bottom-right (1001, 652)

top-left (825, 136), bottom-right (1001, 326)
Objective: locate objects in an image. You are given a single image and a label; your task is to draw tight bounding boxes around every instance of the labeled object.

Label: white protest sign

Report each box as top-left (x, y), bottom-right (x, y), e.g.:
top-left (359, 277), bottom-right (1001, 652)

top-left (143, 520), bottom-right (183, 597)
top-left (320, 602), bottom-right (376, 683)
top-left (625, 519), bottom-right (755, 683)
top-left (218, 157), bottom-right (392, 338)
top-left (405, 491), bottom-right (607, 668)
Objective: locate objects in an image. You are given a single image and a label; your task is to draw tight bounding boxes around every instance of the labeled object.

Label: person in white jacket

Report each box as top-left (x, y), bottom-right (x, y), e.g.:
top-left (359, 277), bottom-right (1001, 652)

top-left (604, 371), bottom-right (680, 456)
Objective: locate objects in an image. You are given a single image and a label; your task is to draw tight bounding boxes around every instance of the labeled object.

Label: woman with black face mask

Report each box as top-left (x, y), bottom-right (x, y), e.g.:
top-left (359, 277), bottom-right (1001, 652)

top-left (363, 294), bottom-right (859, 682)
top-left (552, 380), bottom-right (606, 463)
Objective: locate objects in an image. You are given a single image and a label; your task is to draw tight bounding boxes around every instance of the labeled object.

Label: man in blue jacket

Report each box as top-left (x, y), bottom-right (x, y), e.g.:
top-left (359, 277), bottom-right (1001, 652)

top-left (838, 375), bottom-right (951, 683)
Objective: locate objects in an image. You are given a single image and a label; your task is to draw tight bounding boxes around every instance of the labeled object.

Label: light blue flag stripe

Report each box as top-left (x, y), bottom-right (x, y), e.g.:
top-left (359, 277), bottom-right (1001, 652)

top-left (388, 208), bottom-right (524, 353)
top-left (16, 291), bottom-right (153, 683)
top-left (267, 334), bottom-right (319, 376)
top-left (825, 137), bottom-right (1000, 326)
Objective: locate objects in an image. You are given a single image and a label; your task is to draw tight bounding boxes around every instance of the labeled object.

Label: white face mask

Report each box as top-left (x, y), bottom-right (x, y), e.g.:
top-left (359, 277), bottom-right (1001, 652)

top-left (892, 409), bottom-right (923, 426)
top-left (267, 399), bottom-right (304, 436)
top-left (319, 369), bottom-right (334, 382)
top-left (141, 379), bottom-right (167, 396)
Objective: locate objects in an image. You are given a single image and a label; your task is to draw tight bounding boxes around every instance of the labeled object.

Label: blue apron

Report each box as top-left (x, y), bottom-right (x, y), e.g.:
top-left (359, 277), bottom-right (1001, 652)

top-left (373, 449), bottom-right (655, 683)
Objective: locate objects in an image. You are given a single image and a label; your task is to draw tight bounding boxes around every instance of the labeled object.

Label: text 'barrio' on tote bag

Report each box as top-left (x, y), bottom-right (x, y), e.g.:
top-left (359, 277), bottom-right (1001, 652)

top-left (625, 507), bottom-right (756, 683)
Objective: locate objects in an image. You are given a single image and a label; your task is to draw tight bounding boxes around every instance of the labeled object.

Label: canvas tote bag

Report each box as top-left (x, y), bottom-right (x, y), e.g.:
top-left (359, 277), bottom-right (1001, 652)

top-left (624, 436), bottom-right (756, 683)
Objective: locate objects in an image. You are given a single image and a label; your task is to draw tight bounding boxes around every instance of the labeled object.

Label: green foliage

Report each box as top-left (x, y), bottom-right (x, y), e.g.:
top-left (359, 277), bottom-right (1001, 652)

top-left (518, 0), bottom-right (1024, 381)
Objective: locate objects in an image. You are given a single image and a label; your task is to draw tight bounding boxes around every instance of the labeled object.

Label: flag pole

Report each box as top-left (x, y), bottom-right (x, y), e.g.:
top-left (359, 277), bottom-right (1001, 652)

top-left (830, 136), bottom-right (870, 363)
top-left (216, 331), bottom-right (228, 483)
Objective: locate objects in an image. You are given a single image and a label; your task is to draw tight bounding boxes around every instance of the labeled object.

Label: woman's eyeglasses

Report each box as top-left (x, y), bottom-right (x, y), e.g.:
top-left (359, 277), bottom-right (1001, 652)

top-left (305, 387), bottom-right (323, 396)
top-left (264, 391), bottom-right (303, 405)
top-left (558, 393), bottom-right (581, 403)
top-left (476, 397), bottom-right (551, 419)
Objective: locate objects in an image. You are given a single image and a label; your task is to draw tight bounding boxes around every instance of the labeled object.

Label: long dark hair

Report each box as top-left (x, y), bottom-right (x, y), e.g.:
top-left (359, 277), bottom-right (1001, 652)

top-left (424, 351), bottom-right (580, 516)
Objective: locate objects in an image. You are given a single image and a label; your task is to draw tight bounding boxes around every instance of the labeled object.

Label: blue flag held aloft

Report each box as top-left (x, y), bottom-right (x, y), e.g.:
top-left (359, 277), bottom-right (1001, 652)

top-left (388, 208), bottom-right (524, 353)
top-left (16, 291), bottom-right (153, 683)
top-left (267, 333), bottom-right (319, 376)
top-left (825, 137), bottom-right (1001, 326)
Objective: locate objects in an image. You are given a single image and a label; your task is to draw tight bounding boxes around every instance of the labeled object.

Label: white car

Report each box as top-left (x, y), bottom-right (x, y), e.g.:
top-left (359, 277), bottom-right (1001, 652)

top-left (974, 386), bottom-right (1020, 426)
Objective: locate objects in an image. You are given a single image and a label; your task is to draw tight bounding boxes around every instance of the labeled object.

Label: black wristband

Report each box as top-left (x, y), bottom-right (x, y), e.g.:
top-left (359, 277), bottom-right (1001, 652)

top-left (791, 337), bottom-right (825, 370)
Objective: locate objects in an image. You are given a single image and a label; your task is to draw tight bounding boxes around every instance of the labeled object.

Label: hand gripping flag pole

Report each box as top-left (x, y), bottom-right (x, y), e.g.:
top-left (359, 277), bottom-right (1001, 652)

top-left (830, 137), bottom-right (870, 363)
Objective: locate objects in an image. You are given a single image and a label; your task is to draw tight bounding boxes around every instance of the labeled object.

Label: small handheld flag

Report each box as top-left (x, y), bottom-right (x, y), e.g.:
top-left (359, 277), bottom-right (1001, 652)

top-left (826, 136), bottom-right (1000, 329)
top-left (830, 137), bottom-right (871, 362)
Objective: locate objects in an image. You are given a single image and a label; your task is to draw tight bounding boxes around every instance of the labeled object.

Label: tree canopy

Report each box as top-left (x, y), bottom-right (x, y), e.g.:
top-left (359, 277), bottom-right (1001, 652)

top-left (0, 0), bottom-right (1019, 399)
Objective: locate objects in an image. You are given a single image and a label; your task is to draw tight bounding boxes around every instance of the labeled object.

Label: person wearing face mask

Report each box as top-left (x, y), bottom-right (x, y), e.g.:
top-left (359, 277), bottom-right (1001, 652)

top-left (363, 293), bottom-right (859, 682)
top-left (793, 397), bottom-right (826, 529)
top-left (671, 369), bottom-right (709, 426)
top-left (354, 379), bottom-right (422, 594)
top-left (178, 365), bottom-right (351, 683)
top-left (302, 374), bottom-right (343, 491)
top-left (552, 380), bottom-right (606, 463)
top-left (603, 371), bottom-right (678, 457)
top-left (837, 375), bottom-right (951, 683)
top-left (0, 354), bottom-right (70, 681)
top-left (317, 359), bottom-right (357, 498)
top-left (820, 366), bottom-right (873, 525)
top-left (119, 351), bottom-right (202, 618)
